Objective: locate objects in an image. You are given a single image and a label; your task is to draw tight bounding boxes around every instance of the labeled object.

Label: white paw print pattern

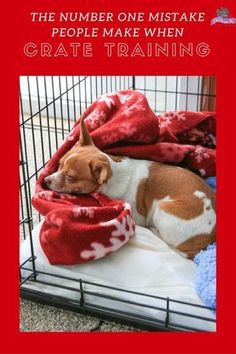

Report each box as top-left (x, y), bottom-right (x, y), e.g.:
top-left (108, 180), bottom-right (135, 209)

top-left (60, 194), bottom-right (77, 200)
top-left (175, 111), bottom-right (186, 121)
top-left (193, 146), bottom-right (210, 163)
top-left (36, 191), bottom-right (55, 201)
top-left (119, 121), bottom-right (137, 136)
top-left (97, 94), bottom-right (116, 109)
top-left (98, 91), bottom-right (133, 107)
top-left (66, 127), bottom-right (76, 141)
top-left (159, 111), bottom-right (186, 129)
top-left (117, 92), bottom-right (133, 104)
top-left (73, 207), bottom-right (95, 219)
top-left (86, 109), bottom-right (106, 130)
top-left (159, 115), bottom-right (173, 129)
top-left (122, 99), bottom-right (146, 117)
top-left (80, 204), bottom-right (135, 260)
top-left (45, 213), bottom-right (63, 228)
top-left (101, 122), bottom-right (137, 145)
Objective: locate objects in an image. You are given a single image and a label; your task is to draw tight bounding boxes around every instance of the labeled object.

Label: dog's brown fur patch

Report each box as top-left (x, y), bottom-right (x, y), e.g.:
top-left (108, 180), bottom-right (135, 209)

top-left (177, 232), bottom-right (215, 259)
top-left (136, 162), bottom-right (215, 220)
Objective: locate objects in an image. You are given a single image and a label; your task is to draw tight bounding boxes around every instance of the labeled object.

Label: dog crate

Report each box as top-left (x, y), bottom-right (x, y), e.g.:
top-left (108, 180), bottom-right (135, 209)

top-left (20, 75), bottom-right (216, 332)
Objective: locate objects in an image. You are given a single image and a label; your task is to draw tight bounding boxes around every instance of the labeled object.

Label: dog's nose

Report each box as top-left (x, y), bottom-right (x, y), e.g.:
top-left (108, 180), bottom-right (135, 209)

top-left (44, 176), bottom-right (52, 187)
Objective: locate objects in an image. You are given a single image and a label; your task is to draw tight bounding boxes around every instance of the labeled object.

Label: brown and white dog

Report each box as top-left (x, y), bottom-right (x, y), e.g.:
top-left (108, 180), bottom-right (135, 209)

top-left (45, 118), bottom-right (216, 258)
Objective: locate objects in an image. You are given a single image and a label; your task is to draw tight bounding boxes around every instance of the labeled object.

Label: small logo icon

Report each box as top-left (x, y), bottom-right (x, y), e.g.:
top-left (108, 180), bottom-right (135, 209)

top-left (211, 7), bottom-right (236, 25)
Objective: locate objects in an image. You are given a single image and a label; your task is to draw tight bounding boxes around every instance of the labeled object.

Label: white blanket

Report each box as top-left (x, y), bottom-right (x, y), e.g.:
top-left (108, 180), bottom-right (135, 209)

top-left (20, 221), bottom-right (216, 331)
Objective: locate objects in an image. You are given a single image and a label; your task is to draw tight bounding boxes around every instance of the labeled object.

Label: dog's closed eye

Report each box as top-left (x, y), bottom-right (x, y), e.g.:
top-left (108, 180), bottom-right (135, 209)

top-left (65, 174), bottom-right (76, 182)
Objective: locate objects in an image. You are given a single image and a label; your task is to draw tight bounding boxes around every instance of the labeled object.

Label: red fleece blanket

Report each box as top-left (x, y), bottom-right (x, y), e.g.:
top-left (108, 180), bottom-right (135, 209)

top-left (32, 90), bottom-right (216, 265)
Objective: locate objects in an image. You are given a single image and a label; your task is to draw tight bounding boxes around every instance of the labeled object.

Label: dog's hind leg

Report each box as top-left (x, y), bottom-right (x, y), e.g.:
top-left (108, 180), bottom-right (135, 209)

top-left (149, 194), bottom-right (216, 258)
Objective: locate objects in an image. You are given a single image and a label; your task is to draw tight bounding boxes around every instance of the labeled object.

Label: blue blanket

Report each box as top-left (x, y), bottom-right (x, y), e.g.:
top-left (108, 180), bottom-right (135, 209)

top-left (205, 176), bottom-right (216, 192)
top-left (193, 177), bottom-right (216, 309)
top-left (194, 244), bottom-right (216, 309)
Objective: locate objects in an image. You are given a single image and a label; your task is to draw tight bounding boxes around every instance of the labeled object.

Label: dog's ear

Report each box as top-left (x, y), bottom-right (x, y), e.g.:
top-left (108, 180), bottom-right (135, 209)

top-left (79, 117), bottom-right (94, 146)
top-left (89, 159), bottom-right (110, 184)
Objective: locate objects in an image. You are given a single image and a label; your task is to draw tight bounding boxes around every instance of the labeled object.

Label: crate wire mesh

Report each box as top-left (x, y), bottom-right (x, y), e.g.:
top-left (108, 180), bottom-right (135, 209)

top-left (20, 76), bottom-right (216, 331)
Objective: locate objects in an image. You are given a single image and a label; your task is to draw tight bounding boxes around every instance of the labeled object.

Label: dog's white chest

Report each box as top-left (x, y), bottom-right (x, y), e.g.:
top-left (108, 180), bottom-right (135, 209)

top-left (98, 157), bottom-right (151, 226)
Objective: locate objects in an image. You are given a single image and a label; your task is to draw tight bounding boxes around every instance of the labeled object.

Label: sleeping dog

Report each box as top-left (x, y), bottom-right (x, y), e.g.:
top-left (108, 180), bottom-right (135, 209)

top-left (45, 117), bottom-right (216, 258)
